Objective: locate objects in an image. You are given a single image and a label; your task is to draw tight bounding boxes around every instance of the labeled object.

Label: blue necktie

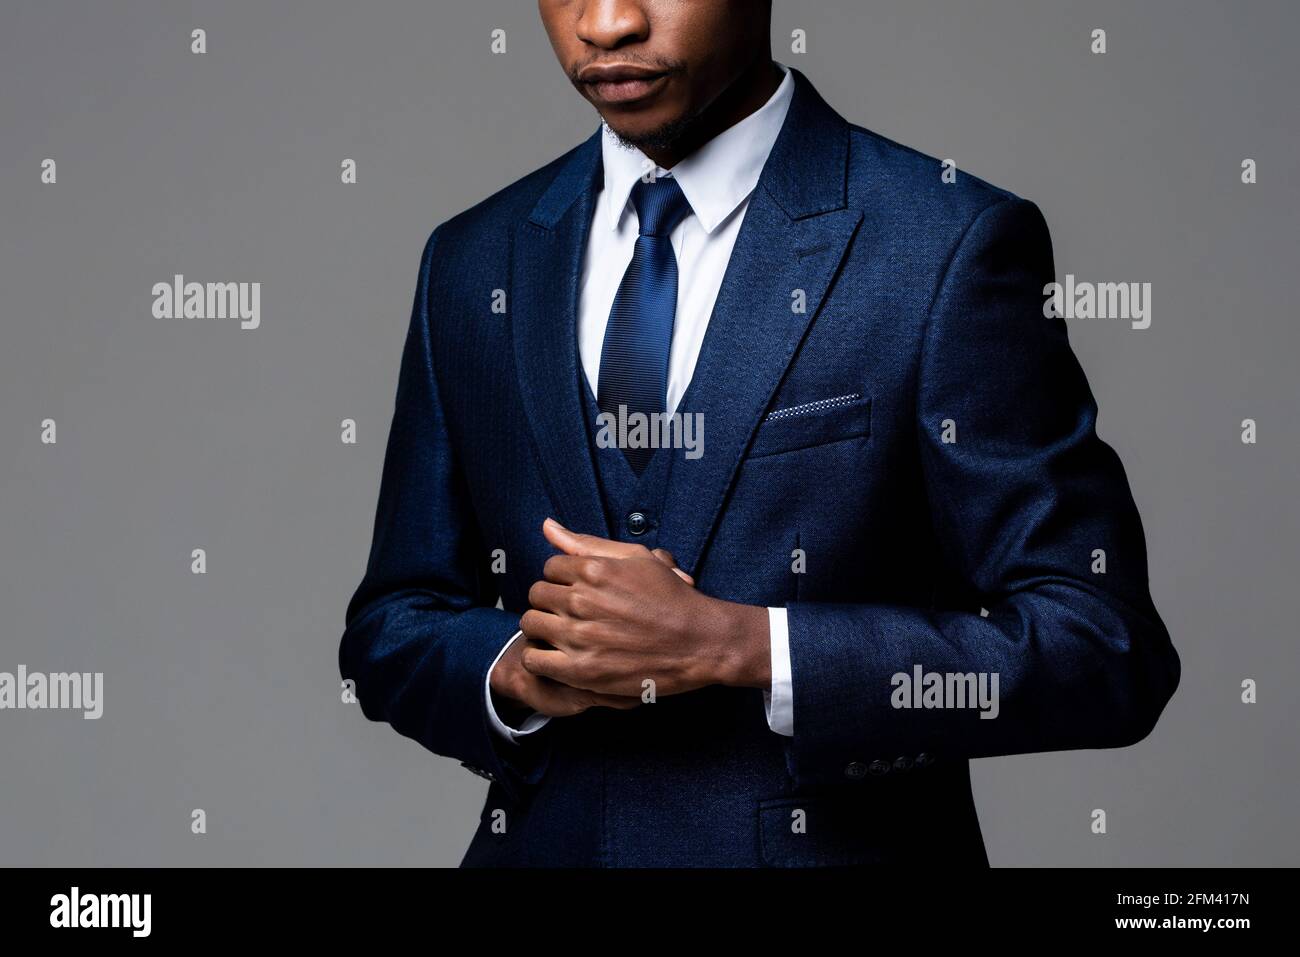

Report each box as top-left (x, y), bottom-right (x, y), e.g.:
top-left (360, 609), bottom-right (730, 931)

top-left (597, 176), bottom-right (694, 475)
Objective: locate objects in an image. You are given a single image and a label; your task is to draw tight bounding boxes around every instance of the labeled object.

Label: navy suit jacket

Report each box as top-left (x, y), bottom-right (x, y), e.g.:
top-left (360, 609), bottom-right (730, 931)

top-left (339, 69), bottom-right (1180, 867)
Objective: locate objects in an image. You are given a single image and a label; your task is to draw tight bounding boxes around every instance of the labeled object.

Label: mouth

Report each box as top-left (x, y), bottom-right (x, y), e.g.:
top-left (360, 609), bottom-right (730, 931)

top-left (578, 63), bottom-right (670, 106)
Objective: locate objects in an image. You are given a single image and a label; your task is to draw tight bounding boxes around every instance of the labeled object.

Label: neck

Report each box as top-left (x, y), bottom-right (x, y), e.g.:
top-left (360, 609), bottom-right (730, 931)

top-left (642, 57), bottom-right (783, 169)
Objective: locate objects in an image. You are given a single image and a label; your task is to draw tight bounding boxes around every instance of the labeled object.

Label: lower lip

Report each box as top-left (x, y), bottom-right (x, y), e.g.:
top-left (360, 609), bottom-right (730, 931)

top-left (587, 74), bottom-right (667, 105)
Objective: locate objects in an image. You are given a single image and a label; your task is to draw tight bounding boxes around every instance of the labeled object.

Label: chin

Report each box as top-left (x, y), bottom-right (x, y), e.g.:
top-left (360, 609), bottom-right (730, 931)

top-left (604, 112), bottom-right (696, 154)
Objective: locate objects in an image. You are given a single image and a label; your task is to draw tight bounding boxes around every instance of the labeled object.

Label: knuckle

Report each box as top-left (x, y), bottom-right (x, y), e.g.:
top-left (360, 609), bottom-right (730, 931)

top-left (497, 657), bottom-right (522, 688)
top-left (569, 618), bottom-right (597, 644)
top-left (552, 650), bottom-right (586, 684)
top-left (567, 589), bottom-right (594, 620)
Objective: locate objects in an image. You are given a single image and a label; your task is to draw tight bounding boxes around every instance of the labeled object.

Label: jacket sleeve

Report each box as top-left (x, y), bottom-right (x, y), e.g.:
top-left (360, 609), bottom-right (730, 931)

top-left (785, 198), bottom-right (1180, 790)
top-left (339, 227), bottom-right (550, 803)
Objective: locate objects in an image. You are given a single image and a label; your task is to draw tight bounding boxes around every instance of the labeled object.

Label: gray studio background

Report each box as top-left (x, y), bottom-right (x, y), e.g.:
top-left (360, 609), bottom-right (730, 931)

top-left (1, 0), bottom-right (1297, 866)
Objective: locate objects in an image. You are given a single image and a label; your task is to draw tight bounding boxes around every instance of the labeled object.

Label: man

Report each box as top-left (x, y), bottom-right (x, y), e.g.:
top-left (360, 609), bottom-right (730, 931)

top-left (339, 0), bottom-right (1180, 867)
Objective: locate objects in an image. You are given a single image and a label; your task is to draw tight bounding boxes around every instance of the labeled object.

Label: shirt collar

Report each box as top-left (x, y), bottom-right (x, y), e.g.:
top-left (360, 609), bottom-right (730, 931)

top-left (599, 62), bottom-right (794, 235)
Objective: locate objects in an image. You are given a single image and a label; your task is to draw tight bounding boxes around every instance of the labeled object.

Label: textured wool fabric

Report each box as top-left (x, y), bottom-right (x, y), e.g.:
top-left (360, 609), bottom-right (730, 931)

top-left (338, 69), bottom-right (1179, 868)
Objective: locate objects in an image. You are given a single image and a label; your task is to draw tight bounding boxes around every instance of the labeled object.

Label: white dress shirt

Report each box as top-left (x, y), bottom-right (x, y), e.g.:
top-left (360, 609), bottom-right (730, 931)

top-left (487, 63), bottom-right (796, 742)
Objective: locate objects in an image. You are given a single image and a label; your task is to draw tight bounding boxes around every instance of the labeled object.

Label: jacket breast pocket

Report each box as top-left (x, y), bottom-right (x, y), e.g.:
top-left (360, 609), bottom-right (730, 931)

top-left (747, 393), bottom-right (871, 459)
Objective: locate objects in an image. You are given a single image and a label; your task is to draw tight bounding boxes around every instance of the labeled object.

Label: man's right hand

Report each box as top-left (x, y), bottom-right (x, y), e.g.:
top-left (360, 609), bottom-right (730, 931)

top-left (490, 632), bottom-right (642, 718)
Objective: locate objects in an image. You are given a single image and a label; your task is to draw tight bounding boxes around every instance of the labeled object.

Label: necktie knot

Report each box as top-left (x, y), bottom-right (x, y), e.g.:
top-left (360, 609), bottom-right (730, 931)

top-left (630, 176), bottom-right (692, 237)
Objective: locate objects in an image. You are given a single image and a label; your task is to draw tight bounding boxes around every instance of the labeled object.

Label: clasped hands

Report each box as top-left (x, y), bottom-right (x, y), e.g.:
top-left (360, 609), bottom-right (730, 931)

top-left (489, 518), bottom-right (771, 720)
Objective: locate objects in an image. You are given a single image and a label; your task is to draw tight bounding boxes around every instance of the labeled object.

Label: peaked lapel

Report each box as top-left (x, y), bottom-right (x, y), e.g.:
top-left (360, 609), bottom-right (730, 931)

top-left (511, 69), bottom-right (862, 567)
top-left (511, 131), bottom-right (610, 537)
top-left (657, 69), bottom-right (863, 576)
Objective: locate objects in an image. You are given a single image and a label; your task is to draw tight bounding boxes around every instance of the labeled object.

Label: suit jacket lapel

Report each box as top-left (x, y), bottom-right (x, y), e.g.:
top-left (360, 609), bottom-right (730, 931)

top-left (511, 131), bottom-right (611, 537)
top-left (657, 69), bottom-right (863, 577)
top-left (510, 69), bottom-right (861, 568)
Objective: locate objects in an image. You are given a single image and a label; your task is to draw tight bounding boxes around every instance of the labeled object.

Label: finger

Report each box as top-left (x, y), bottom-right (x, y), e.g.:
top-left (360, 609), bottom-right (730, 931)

top-left (542, 553), bottom-right (598, 585)
top-left (521, 646), bottom-right (587, 688)
top-left (520, 646), bottom-right (567, 681)
top-left (519, 608), bottom-right (566, 646)
top-left (529, 683), bottom-right (640, 717)
top-left (651, 549), bottom-right (695, 585)
top-left (537, 680), bottom-right (640, 711)
top-left (522, 681), bottom-right (592, 718)
top-left (527, 579), bottom-right (571, 614)
top-left (578, 691), bottom-right (642, 711)
top-left (544, 517), bottom-right (648, 560)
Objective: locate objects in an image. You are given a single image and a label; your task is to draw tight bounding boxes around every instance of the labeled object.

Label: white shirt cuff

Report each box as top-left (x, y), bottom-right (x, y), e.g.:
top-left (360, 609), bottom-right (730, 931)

top-left (763, 606), bottom-right (794, 736)
top-left (485, 629), bottom-right (551, 743)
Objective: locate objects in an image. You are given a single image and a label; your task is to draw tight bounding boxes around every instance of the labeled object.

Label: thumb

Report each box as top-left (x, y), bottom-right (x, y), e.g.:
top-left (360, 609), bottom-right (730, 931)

top-left (542, 517), bottom-right (614, 556)
top-left (542, 519), bottom-right (694, 584)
